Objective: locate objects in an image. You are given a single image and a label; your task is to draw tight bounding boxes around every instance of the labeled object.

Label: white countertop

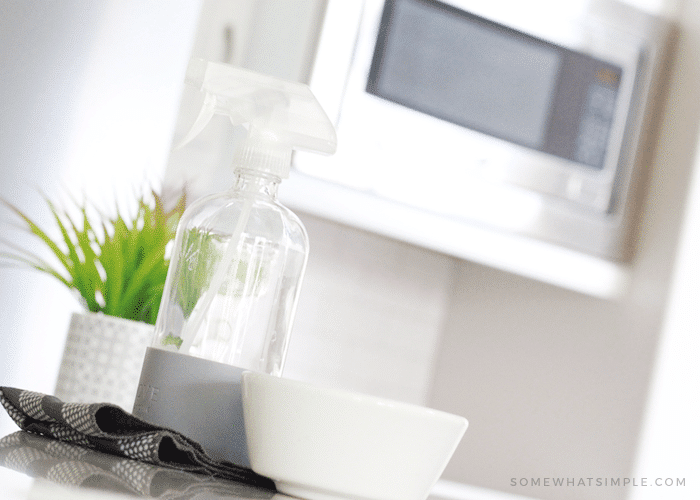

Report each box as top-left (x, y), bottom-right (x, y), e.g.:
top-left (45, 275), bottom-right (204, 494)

top-left (0, 430), bottom-right (287, 500)
top-left (0, 464), bottom-right (539, 500)
top-left (0, 423), bottom-right (538, 500)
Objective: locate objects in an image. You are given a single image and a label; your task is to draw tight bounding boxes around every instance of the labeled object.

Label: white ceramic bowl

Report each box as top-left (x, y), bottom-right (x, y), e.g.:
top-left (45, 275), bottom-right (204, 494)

top-left (241, 371), bottom-right (468, 500)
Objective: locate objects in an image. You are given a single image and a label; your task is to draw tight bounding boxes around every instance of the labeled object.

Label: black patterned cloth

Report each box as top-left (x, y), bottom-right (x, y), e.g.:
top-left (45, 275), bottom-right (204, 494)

top-left (0, 387), bottom-right (275, 491)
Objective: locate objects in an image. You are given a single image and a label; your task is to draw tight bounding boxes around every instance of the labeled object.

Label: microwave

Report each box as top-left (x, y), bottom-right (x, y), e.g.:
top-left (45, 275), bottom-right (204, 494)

top-left (288, 0), bottom-right (673, 264)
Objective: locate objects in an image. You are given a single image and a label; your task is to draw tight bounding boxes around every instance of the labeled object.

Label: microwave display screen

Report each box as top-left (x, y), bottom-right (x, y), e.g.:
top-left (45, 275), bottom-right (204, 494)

top-left (367, 0), bottom-right (624, 170)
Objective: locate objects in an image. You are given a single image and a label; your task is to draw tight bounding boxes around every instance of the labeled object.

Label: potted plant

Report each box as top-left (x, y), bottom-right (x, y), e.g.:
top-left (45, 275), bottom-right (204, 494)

top-left (0, 187), bottom-right (186, 409)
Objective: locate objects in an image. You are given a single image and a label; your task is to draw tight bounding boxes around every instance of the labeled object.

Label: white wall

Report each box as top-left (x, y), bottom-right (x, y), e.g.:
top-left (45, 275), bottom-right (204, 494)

top-left (0, 0), bottom-right (201, 435)
top-left (629, 1), bottom-right (700, 497)
top-left (1, 3), bottom-right (105, 420)
top-left (283, 214), bottom-right (456, 405)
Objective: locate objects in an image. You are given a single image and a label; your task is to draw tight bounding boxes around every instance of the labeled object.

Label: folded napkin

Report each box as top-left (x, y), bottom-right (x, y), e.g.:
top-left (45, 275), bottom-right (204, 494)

top-left (0, 387), bottom-right (275, 490)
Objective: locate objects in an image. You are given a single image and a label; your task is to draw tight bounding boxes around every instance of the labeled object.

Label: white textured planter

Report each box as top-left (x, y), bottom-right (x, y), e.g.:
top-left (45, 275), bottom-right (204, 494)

top-left (54, 312), bottom-right (154, 412)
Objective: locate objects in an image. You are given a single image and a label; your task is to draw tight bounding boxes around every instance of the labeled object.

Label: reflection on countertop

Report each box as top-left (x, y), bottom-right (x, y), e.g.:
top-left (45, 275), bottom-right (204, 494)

top-left (0, 431), bottom-right (290, 500)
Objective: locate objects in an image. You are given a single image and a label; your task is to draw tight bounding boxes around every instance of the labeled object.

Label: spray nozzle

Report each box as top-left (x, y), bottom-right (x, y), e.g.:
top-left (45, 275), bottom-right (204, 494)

top-left (178, 59), bottom-right (337, 179)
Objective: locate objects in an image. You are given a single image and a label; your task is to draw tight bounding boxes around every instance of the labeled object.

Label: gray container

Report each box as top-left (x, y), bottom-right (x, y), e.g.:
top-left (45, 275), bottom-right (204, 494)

top-left (133, 346), bottom-right (249, 466)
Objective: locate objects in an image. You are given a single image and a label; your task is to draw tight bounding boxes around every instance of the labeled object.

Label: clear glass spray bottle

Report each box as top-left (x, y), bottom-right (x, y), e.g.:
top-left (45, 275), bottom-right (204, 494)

top-left (133, 59), bottom-right (337, 467)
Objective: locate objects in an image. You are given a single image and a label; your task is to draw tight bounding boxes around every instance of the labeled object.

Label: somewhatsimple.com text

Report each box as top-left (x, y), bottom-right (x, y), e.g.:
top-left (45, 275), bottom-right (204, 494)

top-left (511, 477), bottom-right (685, 488)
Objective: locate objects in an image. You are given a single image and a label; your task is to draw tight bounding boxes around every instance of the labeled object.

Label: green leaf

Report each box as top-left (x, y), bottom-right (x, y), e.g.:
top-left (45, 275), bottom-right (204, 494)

top-left (0, 250), bottom-right (72, 288)
top-left (102, 219), bottom-right (126, 316)
top-left (118, 248), bottom-right (166, 314)
top-left (1, 199), bottom-right (72, 278)
top-left (162, 333), bottom-right (183, 348)
top-left (47, 200), bottom-right (99, 312)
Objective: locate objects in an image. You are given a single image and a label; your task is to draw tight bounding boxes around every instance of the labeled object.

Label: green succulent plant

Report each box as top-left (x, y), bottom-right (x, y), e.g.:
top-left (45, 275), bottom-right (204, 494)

top-left (0, 188), bottom-right (186, 325)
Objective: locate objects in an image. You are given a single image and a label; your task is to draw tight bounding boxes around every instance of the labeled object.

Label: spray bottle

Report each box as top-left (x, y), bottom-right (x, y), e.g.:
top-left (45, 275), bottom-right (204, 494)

top-left (133, 59), bottom-right (336, 467)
